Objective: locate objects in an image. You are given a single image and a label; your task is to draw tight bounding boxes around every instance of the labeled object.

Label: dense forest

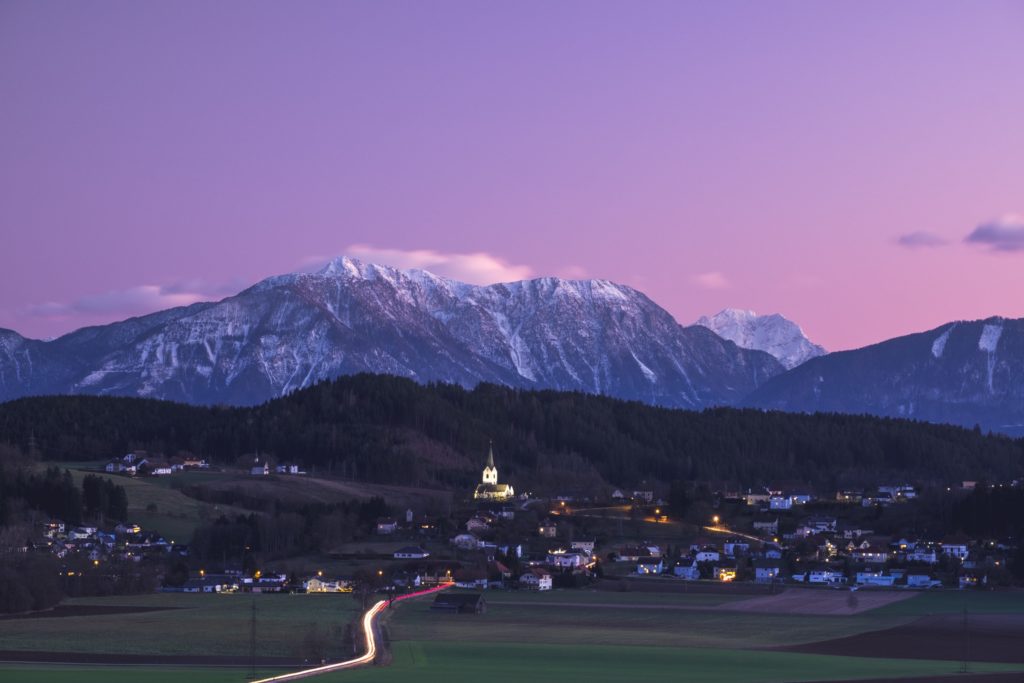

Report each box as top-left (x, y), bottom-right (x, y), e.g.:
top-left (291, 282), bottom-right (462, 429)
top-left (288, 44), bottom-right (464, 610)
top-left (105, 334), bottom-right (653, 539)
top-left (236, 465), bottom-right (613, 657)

top-left (0, 374), bottom-right (1022, 491)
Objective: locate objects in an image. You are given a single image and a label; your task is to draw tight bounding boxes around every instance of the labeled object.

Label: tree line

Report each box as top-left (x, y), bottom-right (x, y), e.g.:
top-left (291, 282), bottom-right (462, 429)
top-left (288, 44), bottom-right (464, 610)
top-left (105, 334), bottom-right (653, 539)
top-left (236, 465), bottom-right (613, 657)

top-left (0, 373), bottom-right (1022, 490)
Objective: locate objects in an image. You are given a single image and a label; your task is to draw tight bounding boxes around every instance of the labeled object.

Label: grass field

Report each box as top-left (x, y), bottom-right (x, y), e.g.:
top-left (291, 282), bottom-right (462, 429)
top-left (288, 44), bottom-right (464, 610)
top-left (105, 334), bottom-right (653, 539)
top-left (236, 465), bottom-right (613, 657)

top-left (0, 593), bottom-right (361, 659)
top-left (4, 588), bottom-right (1024, 682)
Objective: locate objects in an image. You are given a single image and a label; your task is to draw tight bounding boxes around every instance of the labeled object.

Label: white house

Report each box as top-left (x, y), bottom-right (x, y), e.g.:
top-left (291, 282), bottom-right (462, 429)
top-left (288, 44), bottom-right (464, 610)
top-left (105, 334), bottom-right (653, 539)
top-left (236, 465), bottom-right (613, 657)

top-left (807, 569), bottom-right (845, 585)
top-left (753, 560), bottom-right (783, 583)
top-left (694, 547), bottom-right (720, 563)
top-left (547, 551), bottom-right (587, 569)
top-left (942, 539), bottom-right (970, 560)
top-left (906, 574), bottom-right (941, 589)
top-left (519, 570), bottom-right (553, 591)
top-left (570, 539), bottom-right (596, 555)
top-left (856, 571), bottom-right (896, 587)
top-left (769, 496), bottom-right (793, 510)
top-left (636, 558), bottom-right (664, 575)
top-left (723, 540), bottom-right (750, 557)
top-left (376, 518), bottom-right (398, 535)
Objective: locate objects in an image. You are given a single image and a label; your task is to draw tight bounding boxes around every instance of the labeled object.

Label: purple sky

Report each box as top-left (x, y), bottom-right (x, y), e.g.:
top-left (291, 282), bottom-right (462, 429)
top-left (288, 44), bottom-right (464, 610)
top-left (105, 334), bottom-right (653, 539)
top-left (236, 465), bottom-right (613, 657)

top-left (2, 1), bottom-right (1022, 350)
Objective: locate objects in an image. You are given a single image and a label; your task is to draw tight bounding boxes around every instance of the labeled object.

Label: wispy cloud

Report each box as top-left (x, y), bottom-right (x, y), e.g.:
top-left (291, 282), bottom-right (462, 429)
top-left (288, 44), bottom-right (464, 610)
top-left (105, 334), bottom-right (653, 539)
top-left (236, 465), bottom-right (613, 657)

top-left (311, 245), bottom-right (536, 285)
top-left (26, 280), bottom-right (243, 320)
top-left (896, 231), bottom-right (948, 248)
top-left (965, 215), bottom-right (1024, 253)
top-left (692, 271), bottom-right (730, 290)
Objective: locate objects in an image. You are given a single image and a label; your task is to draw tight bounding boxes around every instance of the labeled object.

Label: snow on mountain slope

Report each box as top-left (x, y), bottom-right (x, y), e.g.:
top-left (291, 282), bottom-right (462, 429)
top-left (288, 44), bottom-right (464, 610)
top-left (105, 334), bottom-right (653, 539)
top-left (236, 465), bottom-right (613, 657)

top-left (0, 257), bottom-right (783, 408)
top-left (694, 308), bottom-right (826, 369)
top-left (743, 317), bottom-right (1024, 435)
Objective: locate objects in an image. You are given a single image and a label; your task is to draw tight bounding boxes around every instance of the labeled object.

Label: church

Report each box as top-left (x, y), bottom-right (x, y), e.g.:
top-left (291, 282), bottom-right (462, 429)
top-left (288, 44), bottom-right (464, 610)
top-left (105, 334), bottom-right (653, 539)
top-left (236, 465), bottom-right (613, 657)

top-left (473, 443), bottom-right (514, 501)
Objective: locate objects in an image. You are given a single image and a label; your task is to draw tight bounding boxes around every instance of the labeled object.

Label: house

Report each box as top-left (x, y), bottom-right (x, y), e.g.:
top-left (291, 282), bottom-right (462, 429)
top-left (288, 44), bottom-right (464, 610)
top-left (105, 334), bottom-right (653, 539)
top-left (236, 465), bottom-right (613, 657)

top-left (752, 516), bottom-right (779, 535)
top-left (393, 546), bottom-right (431, 560)
top-left (105, 461), bottom-right (126, 473)
top-left (942, 536), bottom-right (970, 560)
top-left (694, 547), bottom-right (720, 563)
top-left (453, 568), bottom-right (488, 590)
top-left (570, 539), bottom-right (596, 555)
top-left (451, 533), bottom-right (480, 550)
top-left (856, 571), bottom-right (896, 587)
top-left (636, 558), bottom-right (664, 575)
top-left (466, 517), bottom-right (491, 533)
top-left (611, 489), bottom-right (626, 501)
top-left (182, 457), bottom-right (208, 469)
top-left (753, 559), bottom-right (784, 583)
top-left (714, 561), bottom-right (738, 582)
top-left (150, 465), bottom-right (173, 476)
top-left (431, 593), bottom-right (486, 614)
top-left (906, 574), bottom-right (941, 589)
top-left (632, 490), bottom-right (654, 503)
top-left (673, 561), bottom-right (700, 580)
top-left (769, 495), bottom-right (793, 510)
top-left (250, 461), bottom-right (269, 476)
top-left (547, 550), bottom-right (588, 569)
top-left (908, 546), bottom-right (938, 564)
top-left (275, 463), bottom-right (303, 475)
top-left (537, 520), bottom-right (558, 538)
top-left (723, 539), bottom-right (750, 557)
top-left (807, 568), bottom-right (845, 585)
top-left (303, 577), bottom-right (350, 592)
top-left (851, 545), bottom-right (889, 563)
top-left (806, 516), bottom-right (837, 533)
top-left (376, 518), bottom-right (399, 535)
top-left (518, 569), bottom-right (553, 591)
top-left (836, 490), bottom-right (863, 503)
top-left (790, 492), bottom-right (813, 506)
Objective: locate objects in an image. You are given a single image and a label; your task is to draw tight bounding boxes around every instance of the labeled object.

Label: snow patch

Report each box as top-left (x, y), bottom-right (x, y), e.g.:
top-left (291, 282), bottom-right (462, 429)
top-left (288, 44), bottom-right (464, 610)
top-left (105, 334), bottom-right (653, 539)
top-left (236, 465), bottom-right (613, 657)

top-left (931, 327), bottom-right (952, 358)
top-left (631, 352), bottom-right (657, 383)
top-left (979, 323), bottom-right (1003, 352)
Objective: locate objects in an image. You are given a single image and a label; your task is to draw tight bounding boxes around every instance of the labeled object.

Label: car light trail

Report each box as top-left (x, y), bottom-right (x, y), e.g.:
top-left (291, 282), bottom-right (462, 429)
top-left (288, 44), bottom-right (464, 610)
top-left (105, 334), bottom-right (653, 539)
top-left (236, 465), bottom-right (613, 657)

top-left (251, 583), bottom-right (452, 682)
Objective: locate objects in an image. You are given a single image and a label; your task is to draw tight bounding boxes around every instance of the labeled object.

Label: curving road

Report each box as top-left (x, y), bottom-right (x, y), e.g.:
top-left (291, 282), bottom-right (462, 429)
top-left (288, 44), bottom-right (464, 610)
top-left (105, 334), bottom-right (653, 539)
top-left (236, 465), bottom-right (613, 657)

top-left (252, 583), bottom-right (452, 683)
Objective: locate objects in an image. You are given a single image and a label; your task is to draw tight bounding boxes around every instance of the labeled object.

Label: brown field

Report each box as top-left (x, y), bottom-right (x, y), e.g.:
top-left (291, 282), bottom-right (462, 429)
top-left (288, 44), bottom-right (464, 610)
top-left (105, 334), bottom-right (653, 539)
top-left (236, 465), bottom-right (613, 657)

top-left (783, 613), bottom-right (1024, 664)
top-left (722, 587), bottom-right (917, 615)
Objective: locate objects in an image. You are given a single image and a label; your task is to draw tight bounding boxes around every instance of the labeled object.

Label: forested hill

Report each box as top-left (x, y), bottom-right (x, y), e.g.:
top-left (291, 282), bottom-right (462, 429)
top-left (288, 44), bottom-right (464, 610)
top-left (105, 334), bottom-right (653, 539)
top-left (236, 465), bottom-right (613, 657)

top-left (0, 374), bottom-right (1021, 491)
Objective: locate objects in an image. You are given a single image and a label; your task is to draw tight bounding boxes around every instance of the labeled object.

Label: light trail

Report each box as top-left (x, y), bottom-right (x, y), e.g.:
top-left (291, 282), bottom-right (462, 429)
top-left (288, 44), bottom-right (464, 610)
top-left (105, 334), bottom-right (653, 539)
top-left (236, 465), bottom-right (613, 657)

top-left (251, 583), bottom-right (452, 682)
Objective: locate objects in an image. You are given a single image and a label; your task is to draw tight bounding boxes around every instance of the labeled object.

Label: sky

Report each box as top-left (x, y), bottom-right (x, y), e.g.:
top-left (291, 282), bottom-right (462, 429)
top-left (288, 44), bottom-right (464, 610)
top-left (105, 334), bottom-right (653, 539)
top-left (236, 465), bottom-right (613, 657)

top-left (1, 1), bottom-right (1022, 350)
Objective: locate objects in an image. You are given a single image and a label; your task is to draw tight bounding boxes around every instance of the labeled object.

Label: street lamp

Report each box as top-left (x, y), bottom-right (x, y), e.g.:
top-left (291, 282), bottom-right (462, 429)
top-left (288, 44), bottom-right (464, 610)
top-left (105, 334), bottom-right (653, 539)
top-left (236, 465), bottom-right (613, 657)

top-left (712, 515), bottom-right (720, 525)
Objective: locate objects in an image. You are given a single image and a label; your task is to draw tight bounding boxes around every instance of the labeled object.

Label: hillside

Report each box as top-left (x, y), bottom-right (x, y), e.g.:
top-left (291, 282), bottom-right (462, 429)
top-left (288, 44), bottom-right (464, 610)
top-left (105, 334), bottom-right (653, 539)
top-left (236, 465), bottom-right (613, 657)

top-left (0, 374), bottom-right (1021, 491)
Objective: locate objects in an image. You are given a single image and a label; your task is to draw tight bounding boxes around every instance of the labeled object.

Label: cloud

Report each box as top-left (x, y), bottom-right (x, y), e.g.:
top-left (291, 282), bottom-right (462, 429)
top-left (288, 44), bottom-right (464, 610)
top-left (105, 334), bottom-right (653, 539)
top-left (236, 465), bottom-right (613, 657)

top-left (340, 245), bottom-right (535, 285)
top-left (691, 271), bottom-right (730, 290)
top-left (896, 231), bottom-right (948, 248)
top-left (26, 280), bottom-right (241, 320)
top-left (965, 215), bottom-right (1024, 252)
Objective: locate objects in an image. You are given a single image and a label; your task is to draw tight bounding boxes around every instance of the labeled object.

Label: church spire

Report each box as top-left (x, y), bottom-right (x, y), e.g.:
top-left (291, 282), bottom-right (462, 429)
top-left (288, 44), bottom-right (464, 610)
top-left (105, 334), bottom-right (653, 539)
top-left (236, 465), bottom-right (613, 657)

top-left (486, 441), bottom-right (495, 469)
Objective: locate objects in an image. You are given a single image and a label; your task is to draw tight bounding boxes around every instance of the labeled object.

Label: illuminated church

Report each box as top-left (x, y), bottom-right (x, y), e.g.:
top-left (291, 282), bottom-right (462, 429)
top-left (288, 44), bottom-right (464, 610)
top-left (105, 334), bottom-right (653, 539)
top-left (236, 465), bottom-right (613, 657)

top-left (473, 443), bottom-right (514, 501)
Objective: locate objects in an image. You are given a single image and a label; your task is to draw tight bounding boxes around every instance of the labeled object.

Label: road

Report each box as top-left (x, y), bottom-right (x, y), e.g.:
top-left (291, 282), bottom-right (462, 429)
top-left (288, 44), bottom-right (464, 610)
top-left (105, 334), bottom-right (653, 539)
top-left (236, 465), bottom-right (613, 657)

top-left (251, 583), bottom-right (452, 683)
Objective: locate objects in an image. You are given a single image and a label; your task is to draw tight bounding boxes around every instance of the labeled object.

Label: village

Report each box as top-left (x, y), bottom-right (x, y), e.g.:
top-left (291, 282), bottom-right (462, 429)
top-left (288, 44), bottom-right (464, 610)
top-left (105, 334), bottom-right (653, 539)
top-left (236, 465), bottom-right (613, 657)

top-left (22, 445), bottom-right (1020, 610)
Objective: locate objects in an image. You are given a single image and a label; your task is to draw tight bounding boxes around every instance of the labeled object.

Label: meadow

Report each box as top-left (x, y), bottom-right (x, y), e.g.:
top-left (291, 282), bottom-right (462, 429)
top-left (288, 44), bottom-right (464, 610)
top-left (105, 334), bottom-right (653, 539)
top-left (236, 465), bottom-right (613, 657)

top-left (4, 587), bottom-right (1024, 682)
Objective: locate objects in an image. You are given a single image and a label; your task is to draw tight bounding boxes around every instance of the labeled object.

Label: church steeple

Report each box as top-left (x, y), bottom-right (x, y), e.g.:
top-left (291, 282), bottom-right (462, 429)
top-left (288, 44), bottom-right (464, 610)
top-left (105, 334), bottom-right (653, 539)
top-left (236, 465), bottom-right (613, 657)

top-left (481, 441), bottom-right (498, 485)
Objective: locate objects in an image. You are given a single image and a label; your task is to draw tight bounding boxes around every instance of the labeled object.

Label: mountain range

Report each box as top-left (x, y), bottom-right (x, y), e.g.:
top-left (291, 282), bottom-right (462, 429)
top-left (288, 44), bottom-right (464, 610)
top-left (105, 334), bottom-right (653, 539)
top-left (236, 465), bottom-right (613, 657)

top-left (0, 258), bottom-right (780, 408)
top-left (1, 258), bottom-right (1022, 435)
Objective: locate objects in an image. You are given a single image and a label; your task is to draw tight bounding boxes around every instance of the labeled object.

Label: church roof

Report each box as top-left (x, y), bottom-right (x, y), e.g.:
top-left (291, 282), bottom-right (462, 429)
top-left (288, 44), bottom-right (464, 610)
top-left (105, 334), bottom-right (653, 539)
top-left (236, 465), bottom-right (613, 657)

top-left (485, 442), bottom-right (495, 469)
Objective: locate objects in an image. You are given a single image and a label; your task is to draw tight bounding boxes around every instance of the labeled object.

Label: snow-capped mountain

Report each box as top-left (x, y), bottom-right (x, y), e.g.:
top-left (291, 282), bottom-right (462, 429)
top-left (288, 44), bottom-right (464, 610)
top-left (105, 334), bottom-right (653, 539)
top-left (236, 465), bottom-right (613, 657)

top-left (0, 257), bottom-right (782, 407)
top-left (694, 309), bottom-right (825, 369)
top-left (743, 317), bottom-right (1024, 435)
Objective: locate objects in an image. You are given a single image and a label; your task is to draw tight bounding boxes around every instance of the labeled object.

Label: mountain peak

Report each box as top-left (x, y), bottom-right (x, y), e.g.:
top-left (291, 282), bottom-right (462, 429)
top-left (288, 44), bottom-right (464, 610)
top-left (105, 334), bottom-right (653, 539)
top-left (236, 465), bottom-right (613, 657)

top-left (694, 308), bottom-right (826, 369)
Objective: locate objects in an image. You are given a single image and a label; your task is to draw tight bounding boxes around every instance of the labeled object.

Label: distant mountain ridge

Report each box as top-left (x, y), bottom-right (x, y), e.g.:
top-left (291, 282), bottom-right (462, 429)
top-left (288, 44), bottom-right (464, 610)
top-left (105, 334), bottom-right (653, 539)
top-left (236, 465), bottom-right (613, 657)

top-left (694, 308), bottom-right (826, 369)
top-left (0, 257), bottom-right (782, 408)
top-left (743, 316), bottom-right (1024, 435)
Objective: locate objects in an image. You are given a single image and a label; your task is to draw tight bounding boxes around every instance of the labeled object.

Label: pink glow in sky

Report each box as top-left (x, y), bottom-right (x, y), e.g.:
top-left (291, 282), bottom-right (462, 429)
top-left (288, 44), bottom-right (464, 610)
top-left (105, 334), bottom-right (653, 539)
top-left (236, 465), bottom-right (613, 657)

top-left (1, 1), bottom-right (1022, 350)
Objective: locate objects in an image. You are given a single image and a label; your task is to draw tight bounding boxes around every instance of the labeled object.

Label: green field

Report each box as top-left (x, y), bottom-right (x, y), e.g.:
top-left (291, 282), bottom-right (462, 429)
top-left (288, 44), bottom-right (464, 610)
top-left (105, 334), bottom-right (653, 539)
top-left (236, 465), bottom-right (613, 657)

top-left (0, 593), bottom-right (361, 659)
top-left (4, 644), bottom-right (1017, 683)
top-left (4, 589), bottom-right (1024, 682)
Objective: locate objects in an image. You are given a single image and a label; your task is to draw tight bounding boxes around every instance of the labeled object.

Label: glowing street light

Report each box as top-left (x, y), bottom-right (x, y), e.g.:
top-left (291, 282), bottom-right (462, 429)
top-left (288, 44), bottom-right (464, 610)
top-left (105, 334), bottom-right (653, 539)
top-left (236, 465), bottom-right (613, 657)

top-left (712, 515), bottom-right (720, 525)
